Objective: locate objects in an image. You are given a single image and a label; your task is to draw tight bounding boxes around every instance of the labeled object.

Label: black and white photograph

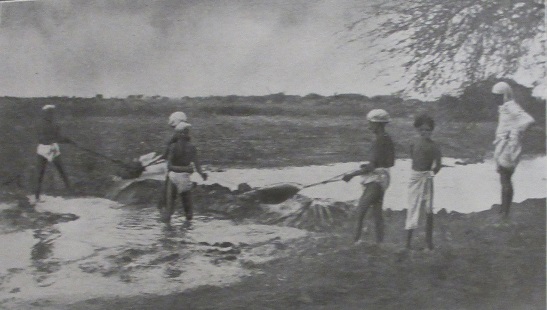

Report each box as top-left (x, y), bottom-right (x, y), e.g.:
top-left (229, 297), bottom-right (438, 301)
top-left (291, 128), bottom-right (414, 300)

top-left (0, 0), bottom-right (545, 309)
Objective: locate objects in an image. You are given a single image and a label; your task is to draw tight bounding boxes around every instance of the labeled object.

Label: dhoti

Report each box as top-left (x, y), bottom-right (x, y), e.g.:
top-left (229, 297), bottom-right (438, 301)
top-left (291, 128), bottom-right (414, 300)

top-left (360, 167), bottom-right (391, 191)
top-left (37, 143), bottom-right (61, 162)
top-left (493, 134), bottom-right (522, 169)
top-left (405, 170), bottom-right (434, 230)
top-left (168, 172), bottom-right (193, 194)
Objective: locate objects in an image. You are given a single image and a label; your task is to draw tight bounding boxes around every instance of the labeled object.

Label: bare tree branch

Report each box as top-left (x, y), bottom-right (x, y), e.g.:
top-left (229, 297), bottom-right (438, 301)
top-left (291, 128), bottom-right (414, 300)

top-left (344, 0), bottom-right (545, 97)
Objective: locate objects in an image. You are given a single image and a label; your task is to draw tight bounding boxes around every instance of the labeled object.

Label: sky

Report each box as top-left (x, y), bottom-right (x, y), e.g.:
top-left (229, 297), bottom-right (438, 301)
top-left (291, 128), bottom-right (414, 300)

top-left (0, 0), bottom-right (404, 98)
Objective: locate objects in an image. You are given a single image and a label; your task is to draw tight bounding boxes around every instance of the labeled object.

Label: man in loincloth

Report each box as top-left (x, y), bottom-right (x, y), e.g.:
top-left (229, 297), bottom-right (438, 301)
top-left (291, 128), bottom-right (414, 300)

top-left (161, 121), bottom-right (207, 223)
top-left (157, 111), bottom-right (191, 210)
top-left (35, 105), bottom-right (74, 202)
top-left (405, 114), bottom-right (442, 250)
top-left (343, 109), bottom-right (395, 245)
top-left (491, 81), bottom-right (535, 218)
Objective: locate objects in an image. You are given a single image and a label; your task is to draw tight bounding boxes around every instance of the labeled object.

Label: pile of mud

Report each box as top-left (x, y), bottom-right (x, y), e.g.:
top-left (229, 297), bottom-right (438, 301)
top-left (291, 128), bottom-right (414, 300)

top-left (108, 179), bottom-right (355, 232)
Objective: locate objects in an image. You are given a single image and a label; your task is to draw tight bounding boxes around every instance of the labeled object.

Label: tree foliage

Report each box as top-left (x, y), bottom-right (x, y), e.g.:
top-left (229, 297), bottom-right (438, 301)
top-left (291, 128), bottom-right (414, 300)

top-left (345, 0), bottom-right (545, 97)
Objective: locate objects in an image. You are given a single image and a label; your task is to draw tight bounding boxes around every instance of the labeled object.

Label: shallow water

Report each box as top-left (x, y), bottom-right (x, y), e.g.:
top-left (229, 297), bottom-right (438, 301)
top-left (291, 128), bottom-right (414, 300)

top-left (0, 196), bottom-right (307, 308)
top-left (0, 156), bottom-right (544, 308)
top-left (144, 156), bottom-right (546, 214)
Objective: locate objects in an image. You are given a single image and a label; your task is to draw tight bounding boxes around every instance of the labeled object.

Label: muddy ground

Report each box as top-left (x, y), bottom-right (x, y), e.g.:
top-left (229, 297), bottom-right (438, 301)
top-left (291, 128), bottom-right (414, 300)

top-left (64, 198), bottom-right (546, 310)
top-left (1, 178), bottom-right (544, 310)
top-left (0, 98), bottom-right (545, 309)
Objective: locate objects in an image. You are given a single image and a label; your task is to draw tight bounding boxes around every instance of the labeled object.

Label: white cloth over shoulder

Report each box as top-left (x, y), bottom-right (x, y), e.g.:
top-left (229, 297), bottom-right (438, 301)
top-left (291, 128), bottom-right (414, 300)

top-left (37, 143), bottom-right (61, 162)
top-left (361, 167), bottom-right (390, 191)
top-left (405, 170), bottom-right (434, 230)
top-left (168, 171), bottom-right (193, 194)
top-left (494, 100), bottom-right (535, 168)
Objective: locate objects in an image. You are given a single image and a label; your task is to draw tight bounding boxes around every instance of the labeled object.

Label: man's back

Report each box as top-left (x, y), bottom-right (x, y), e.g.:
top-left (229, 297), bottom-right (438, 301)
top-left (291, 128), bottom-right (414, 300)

top-left (169, 139), bottom-right (196, 167)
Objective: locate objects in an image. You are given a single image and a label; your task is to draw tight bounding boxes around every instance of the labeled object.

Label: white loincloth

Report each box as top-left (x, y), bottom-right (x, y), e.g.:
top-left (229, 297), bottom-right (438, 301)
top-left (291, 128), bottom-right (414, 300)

top-left (493, 134), bottom-right (522, 169)
top-left (37, 143), bottom-right (61, 162)
top-left (493, 100), bottom-right (534, 168)
top-left (361, 167), bottom-right (390, 191)
top-left (168, 171), bottom-right (193, 194)
top-left (405, 170), bottom-right (434, 230)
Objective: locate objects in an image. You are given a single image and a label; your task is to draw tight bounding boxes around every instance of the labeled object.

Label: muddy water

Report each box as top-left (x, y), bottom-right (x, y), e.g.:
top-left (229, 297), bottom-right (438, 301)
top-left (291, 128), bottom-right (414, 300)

top-left (0, 197), bottom-right (307, 309)
top-left (143, 156), bottom-right (545, 214)
top-left (0, 156), bottom-right (544, 308)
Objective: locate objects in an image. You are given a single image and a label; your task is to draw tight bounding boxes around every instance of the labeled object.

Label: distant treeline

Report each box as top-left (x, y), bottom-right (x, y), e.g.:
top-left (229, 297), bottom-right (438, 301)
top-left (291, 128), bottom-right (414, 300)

top-left (0, 79), bottom-right (544, 123)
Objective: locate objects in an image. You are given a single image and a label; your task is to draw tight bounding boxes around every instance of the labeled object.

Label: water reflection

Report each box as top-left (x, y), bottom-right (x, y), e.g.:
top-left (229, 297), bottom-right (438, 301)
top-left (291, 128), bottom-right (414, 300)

top-left (0, 157), bottom-right (544, 308)
top-left (143, 156), bottom-right (546, 214)
top-left (0, 197), bottom-right (307, 307)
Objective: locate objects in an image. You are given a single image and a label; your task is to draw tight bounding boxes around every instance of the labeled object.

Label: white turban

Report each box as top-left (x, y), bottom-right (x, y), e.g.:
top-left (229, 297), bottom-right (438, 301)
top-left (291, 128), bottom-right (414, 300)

top-left (492, 82), bottom-right (514, 101)
top-left (168, 112), bottom-right (188, 127)
top-left (366, 109), bottom-right (390, 123)
top-left (42, 105), bottom-right (56, 110)
top-left (174, 121), bottom-right (191, 132)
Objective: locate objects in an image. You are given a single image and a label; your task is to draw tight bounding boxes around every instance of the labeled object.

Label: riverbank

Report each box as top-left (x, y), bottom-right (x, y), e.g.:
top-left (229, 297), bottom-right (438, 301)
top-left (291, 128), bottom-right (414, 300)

top-left (0, 96), bottom-right (544, 309)
top-left (0, 176), bottom-right (544, 309)
top-left (62, 198), bottom-right (546, 310)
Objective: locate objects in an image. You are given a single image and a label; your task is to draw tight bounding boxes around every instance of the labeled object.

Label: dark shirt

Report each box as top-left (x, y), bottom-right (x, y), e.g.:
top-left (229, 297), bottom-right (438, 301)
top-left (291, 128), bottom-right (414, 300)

top-left (168, 138), bottom-right (197, 167)
top-left (410, 138), bottom-right (442, 172)
top-left (369, 133), bottom-right (395, 168)
top-left (38, 120), bottom-right (68, 145)
top-left (161, 133), bottom-right (179, 160)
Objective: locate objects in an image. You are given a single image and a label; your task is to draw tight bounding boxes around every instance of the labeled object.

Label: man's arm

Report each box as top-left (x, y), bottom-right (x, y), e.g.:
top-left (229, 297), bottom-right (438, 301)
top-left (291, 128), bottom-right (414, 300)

top-left (509, 102), bottom-right (535, 133)
top-left (342, 141), bottom-right (378, 182)
top-left (432, 144), bottom-right (442, 175)
top-left (159, 134), bottom-right (178, 160)
top-left (191, 147), bottom-right (207, 180)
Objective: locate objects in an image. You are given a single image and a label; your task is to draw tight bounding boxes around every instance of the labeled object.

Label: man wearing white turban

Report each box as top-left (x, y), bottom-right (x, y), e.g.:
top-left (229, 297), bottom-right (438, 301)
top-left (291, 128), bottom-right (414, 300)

top-left (168, 111), bottom-right (190, 128)
top-left (157, 112), bottom-right (197, 214)
top-left (35, 105), bottom-right (74, 202)
top-left (491, 81), bottom-right (535, 218)
top-left (162, 121), bottom-right (207, 223)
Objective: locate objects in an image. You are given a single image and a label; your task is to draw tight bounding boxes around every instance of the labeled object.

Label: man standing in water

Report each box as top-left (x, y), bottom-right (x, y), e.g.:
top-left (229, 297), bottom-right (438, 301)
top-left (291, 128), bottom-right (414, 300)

top-left (491, 82), bottom-right (535, 219)
top-left (157, 111), bottom-right (191, 210)
top-left (162, 121), bottom-right (207, 223)
top-left (35, 105), bottom-right (74, 203)
top-left (343, 109), bottom-right (395, 245)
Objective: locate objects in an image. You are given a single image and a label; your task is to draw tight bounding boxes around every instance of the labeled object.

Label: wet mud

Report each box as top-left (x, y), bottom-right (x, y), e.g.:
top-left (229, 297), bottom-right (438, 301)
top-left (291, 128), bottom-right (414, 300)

top-left (0, 157), bottom-right (545, 309)
top-left (0, 182), bottom-right (316, 309)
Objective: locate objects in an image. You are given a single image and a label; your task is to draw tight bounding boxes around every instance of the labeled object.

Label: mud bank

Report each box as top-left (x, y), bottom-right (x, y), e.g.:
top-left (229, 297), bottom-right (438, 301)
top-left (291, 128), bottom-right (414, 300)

top-left (66, 198), bottom-right (546, 310)
top-left (136, 156), bottom-right (546, 213)
top-left (108, 178), bottom-right (356, 232)
top-left (0, 164), bottom-right (545, 309)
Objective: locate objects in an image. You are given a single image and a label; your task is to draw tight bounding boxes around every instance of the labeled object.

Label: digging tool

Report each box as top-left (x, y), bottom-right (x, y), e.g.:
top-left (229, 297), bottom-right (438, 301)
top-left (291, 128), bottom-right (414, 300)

top-left (241, 169), bottom-right (359, 204)
top-left (71, 143), bottom-right (165, 179)
top-left (240, 160), bottom-right (459, 204)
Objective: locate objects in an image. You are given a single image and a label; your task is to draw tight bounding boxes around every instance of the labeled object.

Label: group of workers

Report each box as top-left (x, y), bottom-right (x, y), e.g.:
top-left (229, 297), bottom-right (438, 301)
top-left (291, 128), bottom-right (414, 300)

top-left (343, 81), bottom-right (534, 250)
top-left (34, 81), bottom-right (535, 250)
top-left (343, 108), bottom-right (441, 250)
